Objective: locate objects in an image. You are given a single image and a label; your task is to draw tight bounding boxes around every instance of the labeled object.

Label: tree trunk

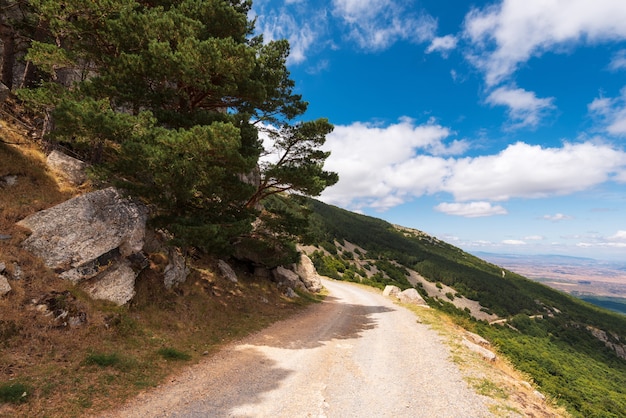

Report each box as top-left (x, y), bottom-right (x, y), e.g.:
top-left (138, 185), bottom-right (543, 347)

top-left (0, 23), bottom-right (16, 89)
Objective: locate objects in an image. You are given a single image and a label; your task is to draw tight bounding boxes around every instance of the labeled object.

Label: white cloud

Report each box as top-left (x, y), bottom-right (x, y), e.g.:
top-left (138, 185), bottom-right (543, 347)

top-left (609, 49), bottom-right (626, 71)
top-left (253, 3), bottom-right (326, 64)
top-left (608, 230), bottom-right (626, 241)
top-left (332, 0), bottom-right (437, 50)
top-left (464, 0), bottom-right (626, 85)
top-left (502, 239), bottom-right (526, 246)
top-left (542, 213), bottom-right (574, 222)
top-left (435, 201), bottom-right (507, 217)
top-left (524, 235), bottom-right (544, 240)
top-left (426, 35), bottom-right (458, 56)
top-left (588, 87), bottom-right (626, 135)
top-left (319, 119), bottom-right (626, 212)
top-left (486, 86), bottom-right (555, 129)
top-left (443, 142), bottom-right (626, 202)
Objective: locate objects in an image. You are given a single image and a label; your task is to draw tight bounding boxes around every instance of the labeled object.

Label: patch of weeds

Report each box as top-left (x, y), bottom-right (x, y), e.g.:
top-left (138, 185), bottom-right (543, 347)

top-left (85, 352), bottom-right (122, 368)
top-left (0, 382), bottom-right (31, 404)
top-left (157, 347), bottom-right (191, 361)
top-left (471, 378), bottom-right (509, 400)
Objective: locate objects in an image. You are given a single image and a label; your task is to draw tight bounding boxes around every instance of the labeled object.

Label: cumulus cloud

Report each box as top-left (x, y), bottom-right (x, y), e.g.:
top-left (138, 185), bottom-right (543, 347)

top-left (609, 49), bottom-right (626, 71)
top-left (319, 120), bottom-right (626, 212)
top-left (463, 0), bottom-right (626, 85)
top-left (609, 230), bottom-right (626, 241)
top-left (426, 35), bottom-right (458, 56)
top-left (332, 0), bottom-right (437, 50)
top-left (486, 86), bottom-right (555, 129)
top-left (443, 142), bottom-right (626, 202)
top-left (542, 213), bottom-right (574, 222)
top-left (434, 201), bottom-right (507, 218)
top-left (502, 239), bottom-right (526, 246)
top-left (588, 87), bottom-right (626, 136)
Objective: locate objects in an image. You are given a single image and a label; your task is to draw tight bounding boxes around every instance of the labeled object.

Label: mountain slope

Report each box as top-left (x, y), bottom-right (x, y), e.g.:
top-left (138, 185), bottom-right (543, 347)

top-left (301, 198), bottom-right (626, 418)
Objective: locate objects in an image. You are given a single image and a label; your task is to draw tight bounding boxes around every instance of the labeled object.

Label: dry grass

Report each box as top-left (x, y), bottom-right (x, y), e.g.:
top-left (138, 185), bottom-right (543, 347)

top-left (403, 304), bottom-right (570, 417)
top-left (0, 121), bottom-right (322, 417)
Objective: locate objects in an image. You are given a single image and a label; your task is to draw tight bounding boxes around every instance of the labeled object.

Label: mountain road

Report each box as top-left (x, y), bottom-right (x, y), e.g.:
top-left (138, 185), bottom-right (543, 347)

top-left (99, 278), bottom-right (492, 417)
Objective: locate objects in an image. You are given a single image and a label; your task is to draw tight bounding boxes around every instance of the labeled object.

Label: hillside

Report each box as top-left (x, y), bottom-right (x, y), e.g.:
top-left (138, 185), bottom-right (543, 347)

top-left (299, 198), bottom-right (626, 418)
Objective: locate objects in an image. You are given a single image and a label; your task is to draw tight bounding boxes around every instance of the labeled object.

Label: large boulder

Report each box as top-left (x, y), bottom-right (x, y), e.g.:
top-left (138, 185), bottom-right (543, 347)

top-left (383, 285), bottom-right (401, 297)
top-left (18, 187), bottom-right (147, 279)
top-left (294, 254), bottom-right (322, 293)
top-left (397, 288), bottom-right (427, 306)
top-left (17, 187), bottom-right (147, 305)
top-left (217, 259), bottom-right (238, 283)
top-left (273, 265), bottom-right (304, 289)
top-left (46, 150), bottom-right (88, 185)
top-left (82, 260), bottom-right (136, 305)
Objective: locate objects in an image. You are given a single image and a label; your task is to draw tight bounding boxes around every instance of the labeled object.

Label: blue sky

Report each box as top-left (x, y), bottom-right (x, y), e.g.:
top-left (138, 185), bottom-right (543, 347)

top-left (252, 0), bottom-right (626, 261)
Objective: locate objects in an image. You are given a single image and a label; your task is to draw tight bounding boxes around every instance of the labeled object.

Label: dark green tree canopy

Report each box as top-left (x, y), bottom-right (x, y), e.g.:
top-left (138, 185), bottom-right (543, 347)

top-left (18, 0), bottom-right (337, 254)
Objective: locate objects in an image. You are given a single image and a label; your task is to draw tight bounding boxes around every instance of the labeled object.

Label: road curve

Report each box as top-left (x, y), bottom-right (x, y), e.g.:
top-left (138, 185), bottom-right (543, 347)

top-left (100, 278), bottom-right (492, 417)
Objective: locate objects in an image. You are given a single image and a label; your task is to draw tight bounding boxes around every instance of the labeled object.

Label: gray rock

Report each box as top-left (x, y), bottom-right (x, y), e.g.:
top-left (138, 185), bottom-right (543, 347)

top-left (0, 274), bottom-right (11, 296)
top-left (284, 287), bottom-right (299, 298)
top-left (164, 248), bottom-right (189, 289)
top-left (217, 260), bottom-right (238, 283)
top-left (46, 150), bottom-right (88, 185)
top-left (383, 285), bottom-right (401, 297)
top-left (18, 187), bottom-right (147, 278)
top-left (0, 262), bottom-right (5, 273)
top-left (1, 175), bottom-right (17, 187)
top-left (0, 234), bottom-right (10, 240)
top-left (0, 82), bottom-right (9, 102)
top-left (462, 337), bottom-right (497, 362)
top-left (397, 288), bottom-right (427, 305)
top-left (81, 260), bottom-right (136, 305)
top-left (294, 254), bottom-right (322, 293)
top-left (273, 265), bottom-right (303, 289)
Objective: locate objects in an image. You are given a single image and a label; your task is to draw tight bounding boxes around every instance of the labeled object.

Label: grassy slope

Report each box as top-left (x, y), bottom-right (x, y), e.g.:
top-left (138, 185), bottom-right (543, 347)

top-left (304, 198), bottom-right (626, 418)
top-left (0, 120), bottom-right (321, 417)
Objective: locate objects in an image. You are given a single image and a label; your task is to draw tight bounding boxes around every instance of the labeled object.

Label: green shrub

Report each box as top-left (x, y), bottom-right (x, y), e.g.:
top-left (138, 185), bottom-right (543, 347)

top-left (0, 382), bottom-right (31, 404)
top-left (157, 347), bottom-right (191, 361)
top-left (85, 352), bottom-right (122, 367)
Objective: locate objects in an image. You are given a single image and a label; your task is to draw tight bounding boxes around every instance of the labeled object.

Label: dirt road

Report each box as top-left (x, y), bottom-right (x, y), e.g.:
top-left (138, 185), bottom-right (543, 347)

top-left (101, 278), bottom-right (492, 417)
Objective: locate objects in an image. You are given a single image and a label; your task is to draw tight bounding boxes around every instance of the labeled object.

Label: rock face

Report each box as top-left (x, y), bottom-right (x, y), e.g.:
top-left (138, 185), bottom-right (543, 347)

top-left (0, 82), bottom-right (9, 102)
top-left (17, 187), bottom-right (148, 305)
top-left (294, 254), bottom-right (322, 293)
top-left (46, 150), bottom-right (88, 185)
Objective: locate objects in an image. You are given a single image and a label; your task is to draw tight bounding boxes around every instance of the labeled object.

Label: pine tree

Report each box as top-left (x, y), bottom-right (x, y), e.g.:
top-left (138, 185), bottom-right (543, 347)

top-left (18, 0), bottom-right (337, 254)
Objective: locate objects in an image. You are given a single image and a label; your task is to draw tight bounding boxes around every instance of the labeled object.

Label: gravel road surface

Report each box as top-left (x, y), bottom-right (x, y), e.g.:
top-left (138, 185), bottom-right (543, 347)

top-left (100, 278), bottom-right (492, 417)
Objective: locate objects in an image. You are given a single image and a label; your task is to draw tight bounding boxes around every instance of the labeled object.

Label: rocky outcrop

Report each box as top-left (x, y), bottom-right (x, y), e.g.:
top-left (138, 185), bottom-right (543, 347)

top-left (587, 325), bottom-right (626, 360)
top-left (294, 254), bottom-right (322, 293)
top-left (17, 187), bottom-right (148, 305)
top-left (46, 150), bottom-right (88, 185)
top-left (218, 260), bottom-right (238, 283)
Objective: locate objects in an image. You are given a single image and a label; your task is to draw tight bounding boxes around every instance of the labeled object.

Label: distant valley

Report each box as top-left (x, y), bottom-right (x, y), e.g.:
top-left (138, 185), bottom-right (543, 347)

top-left (475, 252), bottom-right (626, 315)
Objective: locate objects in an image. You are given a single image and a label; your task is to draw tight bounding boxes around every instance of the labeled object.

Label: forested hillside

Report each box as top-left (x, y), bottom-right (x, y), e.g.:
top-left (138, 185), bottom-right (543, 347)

top-left (301, 198), bottom-right (626, 418)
